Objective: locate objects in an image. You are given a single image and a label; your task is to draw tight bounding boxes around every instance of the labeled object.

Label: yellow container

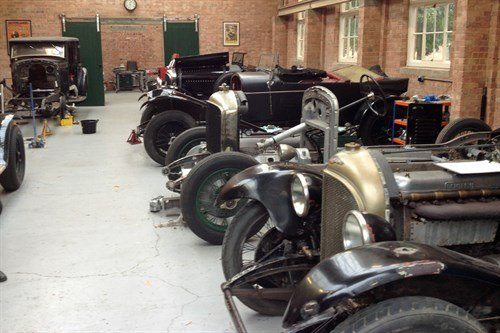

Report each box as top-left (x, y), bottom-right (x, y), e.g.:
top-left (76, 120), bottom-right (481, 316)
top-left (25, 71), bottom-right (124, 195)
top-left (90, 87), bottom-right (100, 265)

top-left (60, 116), bottom-right (74, 126)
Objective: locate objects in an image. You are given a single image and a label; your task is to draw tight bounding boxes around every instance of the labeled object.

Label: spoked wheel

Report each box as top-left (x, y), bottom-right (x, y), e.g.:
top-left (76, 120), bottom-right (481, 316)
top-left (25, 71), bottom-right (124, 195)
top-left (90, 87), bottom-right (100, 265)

top-left (164, 126), bottom-right (207, 181)
top-left (435, 118), bottom-right (492, 160)
top-left (0, 124), bottom-right (26, 191)
top-left (143, 110), bottom-right (196, 165)
top-left (222, 202), bottom-right (316, 316)
top-left (359, 110), bottom-right (392, 146)
top-left (180, 152), bottom-right (259, 245)
top-left (359, 74), bottom-right (388, 117)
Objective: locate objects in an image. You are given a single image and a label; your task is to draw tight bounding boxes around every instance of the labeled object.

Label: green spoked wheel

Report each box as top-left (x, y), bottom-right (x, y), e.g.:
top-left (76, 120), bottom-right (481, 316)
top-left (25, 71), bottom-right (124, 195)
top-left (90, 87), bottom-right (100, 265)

top-left (180, 152), bottom-right (259, 245)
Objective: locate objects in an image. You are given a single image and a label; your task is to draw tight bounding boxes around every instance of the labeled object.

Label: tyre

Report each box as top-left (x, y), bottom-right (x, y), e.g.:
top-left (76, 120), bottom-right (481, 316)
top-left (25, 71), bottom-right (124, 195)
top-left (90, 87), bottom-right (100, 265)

top-left (180, 152), bottom-right (259, 245)
top-left (436, 118), bottom-right (491, 144)
top-left (359, 111), bottom-right (391, 146)
top-left (221, 201), bottom-right (288, 316)
top-left (139, 104), bottom-right (159, 126)
top-left (332, 296), bottom-right (487, 333)
top-left (164, 126), bottom-right (207, 181)
top-left (143, 110), bottom-right (196, 165)
top-left (0, 125), bottom-right (26, 191)
top-left (213, 72), bottom-right (235, 92)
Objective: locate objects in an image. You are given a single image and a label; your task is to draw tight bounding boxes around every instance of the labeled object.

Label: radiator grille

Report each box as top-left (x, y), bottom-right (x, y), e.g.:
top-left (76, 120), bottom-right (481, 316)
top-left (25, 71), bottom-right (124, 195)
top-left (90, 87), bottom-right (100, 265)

top-left (321, 172), bottom-right (359, 259)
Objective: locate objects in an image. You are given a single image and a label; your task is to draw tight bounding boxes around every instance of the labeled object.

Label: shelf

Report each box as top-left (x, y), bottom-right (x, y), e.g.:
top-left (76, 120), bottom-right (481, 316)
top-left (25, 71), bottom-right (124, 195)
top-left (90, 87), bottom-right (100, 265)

top-left (394, 119), bottom-right (449, 128)
top-left (392, 138), bottom-right (406, 145)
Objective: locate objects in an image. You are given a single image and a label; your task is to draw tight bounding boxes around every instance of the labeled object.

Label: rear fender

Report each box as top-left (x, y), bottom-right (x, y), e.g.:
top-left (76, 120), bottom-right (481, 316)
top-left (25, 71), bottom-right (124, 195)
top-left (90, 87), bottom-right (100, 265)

top-left (218, 163), bottom-right (323, 235)
top-left (0, 115), bottom-right (15, 167)
top-left (283, 242), bottom-right (500, 331)
top-left (148, 89), bottom-right (209, 121)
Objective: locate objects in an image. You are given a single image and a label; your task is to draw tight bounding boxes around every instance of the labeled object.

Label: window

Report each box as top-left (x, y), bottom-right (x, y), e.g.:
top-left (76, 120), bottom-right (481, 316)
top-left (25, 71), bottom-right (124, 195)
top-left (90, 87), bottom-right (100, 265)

top-left (297, 11), bottom-right (306, 60)
top-left (408, 1), bottom-right (455, 68)
top-left (339, 0), bottom-right (359, 63)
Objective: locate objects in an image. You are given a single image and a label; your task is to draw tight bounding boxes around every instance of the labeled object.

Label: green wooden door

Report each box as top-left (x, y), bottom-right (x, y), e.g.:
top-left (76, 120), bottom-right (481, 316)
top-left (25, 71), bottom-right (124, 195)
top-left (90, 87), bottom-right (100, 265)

top-left (164, 22), bottom-right (199, 64)
top-left (63, 21), bottom-right (105, 106)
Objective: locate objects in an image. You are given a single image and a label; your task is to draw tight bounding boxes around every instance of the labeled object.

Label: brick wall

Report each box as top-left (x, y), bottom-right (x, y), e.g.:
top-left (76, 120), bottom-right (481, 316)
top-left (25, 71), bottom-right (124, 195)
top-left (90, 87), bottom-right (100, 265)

top-left (279, 0), bottom-right (499, 128)
top-left (0, 0), bottom-right (280, 83)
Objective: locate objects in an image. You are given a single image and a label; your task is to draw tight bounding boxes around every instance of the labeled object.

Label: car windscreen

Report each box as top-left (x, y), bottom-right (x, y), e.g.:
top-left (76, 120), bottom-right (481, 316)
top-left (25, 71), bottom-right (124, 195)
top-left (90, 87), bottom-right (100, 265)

top-left (331, 64), bottom-right (382, 82)
top-left (11, 43), bottom-right (65, 59)
top-left (257, 54), bottom-right (279, 71)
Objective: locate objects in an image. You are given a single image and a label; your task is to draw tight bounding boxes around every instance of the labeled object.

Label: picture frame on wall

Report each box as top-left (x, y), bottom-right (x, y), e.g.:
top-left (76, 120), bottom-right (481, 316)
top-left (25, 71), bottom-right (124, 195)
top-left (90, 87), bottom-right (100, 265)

top-left (5, 20), bottom-right (32, 54)
top-left (223, 22), bottom-right (240, 46)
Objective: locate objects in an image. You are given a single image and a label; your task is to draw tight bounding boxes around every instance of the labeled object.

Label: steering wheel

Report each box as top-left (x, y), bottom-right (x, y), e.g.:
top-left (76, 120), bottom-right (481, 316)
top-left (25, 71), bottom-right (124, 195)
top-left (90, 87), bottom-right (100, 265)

top-left (359, 74), bottom-right (388, 117)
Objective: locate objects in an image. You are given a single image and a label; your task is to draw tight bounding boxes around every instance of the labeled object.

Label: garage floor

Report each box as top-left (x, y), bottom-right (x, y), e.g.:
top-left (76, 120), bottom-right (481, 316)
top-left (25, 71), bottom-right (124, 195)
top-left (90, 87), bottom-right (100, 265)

top-left (0, 92), bottom-right (280, 332)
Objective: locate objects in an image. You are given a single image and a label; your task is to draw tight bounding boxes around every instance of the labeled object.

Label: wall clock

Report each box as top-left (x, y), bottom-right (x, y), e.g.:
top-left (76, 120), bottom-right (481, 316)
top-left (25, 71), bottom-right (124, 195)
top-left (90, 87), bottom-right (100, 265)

top-left (124, 0), bottom-right (137, 12)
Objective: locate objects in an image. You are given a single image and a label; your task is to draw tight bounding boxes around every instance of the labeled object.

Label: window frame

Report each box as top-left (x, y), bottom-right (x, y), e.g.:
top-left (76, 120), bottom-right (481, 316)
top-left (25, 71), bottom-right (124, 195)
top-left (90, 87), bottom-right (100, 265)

top-left (296, 11), bottom-right (306, 61)
top-left (338, 1), bottom-right (359, 63)
top-left (407, 0), bottom-right (455, 69)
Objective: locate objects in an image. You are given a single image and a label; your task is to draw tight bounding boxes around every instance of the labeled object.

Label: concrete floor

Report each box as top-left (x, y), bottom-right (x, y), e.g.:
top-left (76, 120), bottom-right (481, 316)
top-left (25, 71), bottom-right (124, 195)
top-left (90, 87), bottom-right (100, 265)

top-left (0, 92), bottom-right (281, 332)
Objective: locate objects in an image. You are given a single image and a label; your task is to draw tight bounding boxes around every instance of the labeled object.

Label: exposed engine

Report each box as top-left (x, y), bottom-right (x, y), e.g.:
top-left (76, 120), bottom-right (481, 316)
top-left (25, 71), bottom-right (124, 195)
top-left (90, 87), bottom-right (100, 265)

top-left (321, 133), bottom-right (500, 259)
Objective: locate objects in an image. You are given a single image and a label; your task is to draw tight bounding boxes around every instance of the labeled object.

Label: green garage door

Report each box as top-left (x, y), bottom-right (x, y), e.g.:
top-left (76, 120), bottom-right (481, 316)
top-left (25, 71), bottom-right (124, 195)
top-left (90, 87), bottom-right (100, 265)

top-left (63, 21), bottom-right (105, 106)
top-left (164, 22), bottom-right (199, 64)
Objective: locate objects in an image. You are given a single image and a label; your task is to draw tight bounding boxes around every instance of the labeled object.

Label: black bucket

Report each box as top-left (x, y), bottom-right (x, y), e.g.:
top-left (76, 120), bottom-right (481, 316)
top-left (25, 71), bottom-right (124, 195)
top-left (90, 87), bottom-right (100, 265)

top-left (81, 119), bottom-right (99, 134)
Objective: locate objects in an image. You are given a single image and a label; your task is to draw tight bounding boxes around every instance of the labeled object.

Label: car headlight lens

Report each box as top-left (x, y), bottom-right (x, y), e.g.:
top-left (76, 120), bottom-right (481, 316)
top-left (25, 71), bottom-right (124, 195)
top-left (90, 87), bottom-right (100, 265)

top-left (291, 174), bottom-right (310, 217)
top-left (343, 210), bottom-right (373, 250)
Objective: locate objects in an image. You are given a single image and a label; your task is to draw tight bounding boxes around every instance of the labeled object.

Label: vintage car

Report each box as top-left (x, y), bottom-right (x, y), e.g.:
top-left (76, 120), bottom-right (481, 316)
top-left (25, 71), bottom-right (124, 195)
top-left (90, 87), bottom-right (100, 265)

top-left (6, 37), bottom-right (88, 118)
top-left (219, 128), bottom-right (500, 333)
top-left (0, 114), bottom-right (26, 212)
top-left (138, 53), bottom-right (278, 164)
top-left (141, 64), bottom-right (409, 165)
top-left (165, 81), bottom-right (391, 245)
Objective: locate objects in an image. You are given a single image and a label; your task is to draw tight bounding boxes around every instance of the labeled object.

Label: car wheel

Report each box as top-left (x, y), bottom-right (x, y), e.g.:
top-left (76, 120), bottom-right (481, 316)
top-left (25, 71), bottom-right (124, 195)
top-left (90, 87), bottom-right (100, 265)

top-left (180, 152), bottom-right (259, 245)
top-left (436, 118), bottom-right (491, 144)
top-left (143, 110), bottom-right (196, 165)
top-left (222, 201), bottom-right (289, 316)
top-left (331, 296), bottom-right (487, 333)
top-left (213, 72), bottom-right (235, 92)
top-left (164, 126), bottom-right (207, 181)
top-left (0, 124), bottom-right (26, 191)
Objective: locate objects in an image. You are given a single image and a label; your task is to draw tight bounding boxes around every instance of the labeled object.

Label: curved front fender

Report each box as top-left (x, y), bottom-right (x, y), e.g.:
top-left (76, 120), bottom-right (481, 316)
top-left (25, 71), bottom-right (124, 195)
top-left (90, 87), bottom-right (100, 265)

top-left (283, 241), bottom-right (500, 331)
top-left (218, 163), bottom-right (323, 235)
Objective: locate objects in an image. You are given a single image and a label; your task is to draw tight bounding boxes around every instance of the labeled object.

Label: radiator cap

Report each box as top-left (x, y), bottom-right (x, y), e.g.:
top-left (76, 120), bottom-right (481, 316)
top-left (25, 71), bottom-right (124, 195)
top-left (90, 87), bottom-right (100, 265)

top-left (345, 142), bottom-right (361, 151)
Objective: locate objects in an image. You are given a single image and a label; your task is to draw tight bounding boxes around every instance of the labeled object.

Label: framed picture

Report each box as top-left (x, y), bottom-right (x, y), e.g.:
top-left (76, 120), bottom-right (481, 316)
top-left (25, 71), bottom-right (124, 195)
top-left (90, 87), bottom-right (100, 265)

top-left (223, 22), bottom-right (240, 46)
top-left (5, 20), bottom-right (32, 54)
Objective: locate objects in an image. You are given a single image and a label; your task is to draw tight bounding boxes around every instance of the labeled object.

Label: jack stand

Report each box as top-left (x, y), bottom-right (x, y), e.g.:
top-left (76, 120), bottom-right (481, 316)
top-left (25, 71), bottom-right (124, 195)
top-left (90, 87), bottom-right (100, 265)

top-left (127, 129), bottom-right (142, 145)
top-left (42, 119), bottom-right (53, 137)
top-left (150, 196), bottom-right (184, 228)
top-left (28, 83), bottom-right (45, 149)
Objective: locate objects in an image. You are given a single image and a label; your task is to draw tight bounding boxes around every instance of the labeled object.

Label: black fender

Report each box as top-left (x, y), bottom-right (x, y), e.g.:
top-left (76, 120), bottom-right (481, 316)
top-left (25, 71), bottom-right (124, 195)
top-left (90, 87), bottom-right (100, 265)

top-left (148, 89), bottom-right (209, 122)
top-left (218, 163), bottom-right (323, 235)
top-left (0, 116), bottom-right (15, 165)
top-left (283, 242), bottom-right (500, 331)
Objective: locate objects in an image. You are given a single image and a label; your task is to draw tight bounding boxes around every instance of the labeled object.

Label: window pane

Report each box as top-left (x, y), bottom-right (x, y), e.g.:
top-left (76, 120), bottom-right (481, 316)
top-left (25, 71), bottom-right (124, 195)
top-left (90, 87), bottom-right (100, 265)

top-left (414, 34), bottom-right (423, 60)
top-left (436, 6), bottom-right (445, 32)
top-left (353, 37), bottom-right (358, 57)
top-left (343, 38), bottom-right (348, 58)
top-left (416, 7), bottom-right (424, 33)
top-left (353, 16), bottom-right (358, 36)
top-left (426, 7), bottom-right (436, 33)
top-left (446, 32), bottom-right (452, 60)
top-left (350, 17), bottom-right (356, 37)
top-left (344, 18), bottom-right (349, 37)
top-left (425, 33), bottom-right (435, 60)
top-left (434, 32), bottom-right (444, 61)
top-left (448, 3), bottom-right (455, 31)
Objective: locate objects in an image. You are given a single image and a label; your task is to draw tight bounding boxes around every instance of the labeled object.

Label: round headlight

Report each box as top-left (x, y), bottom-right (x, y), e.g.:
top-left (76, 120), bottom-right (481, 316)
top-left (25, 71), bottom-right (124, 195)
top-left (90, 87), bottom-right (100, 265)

top-left (291, 174), bottom-right (310, 217)
top-left (343, 210), bottom-right (373, 250)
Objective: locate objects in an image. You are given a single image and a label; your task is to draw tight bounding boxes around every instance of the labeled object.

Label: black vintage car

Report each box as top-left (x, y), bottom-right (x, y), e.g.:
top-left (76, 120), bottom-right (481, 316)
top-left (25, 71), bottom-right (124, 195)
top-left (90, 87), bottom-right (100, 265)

top-left (143, 64), bottom-right (409, 165)
top-left (219, 128), bottom-right (500, 333)
top-left (6, 37), bottom-right (88, 118)
top-left (0, 114), bottom-right (26, 212)
top-left (138, 53), bottom-right (277, 164)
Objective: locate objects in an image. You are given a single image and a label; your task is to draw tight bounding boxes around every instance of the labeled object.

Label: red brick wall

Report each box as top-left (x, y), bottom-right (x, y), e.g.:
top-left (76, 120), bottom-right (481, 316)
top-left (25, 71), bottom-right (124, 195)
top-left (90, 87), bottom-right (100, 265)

top-left (0, 0), bottom-right (280, 83)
